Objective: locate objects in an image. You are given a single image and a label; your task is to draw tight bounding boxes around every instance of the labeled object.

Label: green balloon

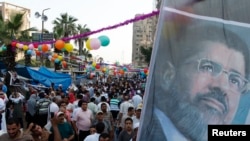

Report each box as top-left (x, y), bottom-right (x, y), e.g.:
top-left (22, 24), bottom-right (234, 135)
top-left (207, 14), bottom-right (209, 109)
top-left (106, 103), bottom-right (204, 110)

top-left (98, 35), bottom-right (110, 47)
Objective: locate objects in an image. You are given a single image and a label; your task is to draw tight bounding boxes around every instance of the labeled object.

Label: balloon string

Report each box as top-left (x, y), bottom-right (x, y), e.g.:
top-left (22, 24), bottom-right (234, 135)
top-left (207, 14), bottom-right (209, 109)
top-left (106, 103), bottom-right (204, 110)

top-left (16, 10), bottom-right (160, 45)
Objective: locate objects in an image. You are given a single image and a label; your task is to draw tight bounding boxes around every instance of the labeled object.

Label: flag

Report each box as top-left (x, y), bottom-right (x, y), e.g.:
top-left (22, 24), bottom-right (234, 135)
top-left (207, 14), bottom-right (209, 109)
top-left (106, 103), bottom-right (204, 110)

top-left (137, 0), bottom-right (250, 141)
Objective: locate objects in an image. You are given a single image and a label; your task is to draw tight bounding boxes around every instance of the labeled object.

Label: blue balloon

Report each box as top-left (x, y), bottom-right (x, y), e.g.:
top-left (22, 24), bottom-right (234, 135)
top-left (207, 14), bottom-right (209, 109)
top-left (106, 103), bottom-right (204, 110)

top-left (98, 35), bottom-right (110, 47)
top-left (27, 50), bottom-right (32, 55)
top-left (55, 58), bottom-right (60, 63)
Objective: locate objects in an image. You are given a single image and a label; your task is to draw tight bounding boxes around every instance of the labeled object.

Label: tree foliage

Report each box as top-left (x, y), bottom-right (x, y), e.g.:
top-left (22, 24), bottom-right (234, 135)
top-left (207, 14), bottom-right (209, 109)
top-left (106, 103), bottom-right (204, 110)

top-left (140, 46), bottom-right (152, 65)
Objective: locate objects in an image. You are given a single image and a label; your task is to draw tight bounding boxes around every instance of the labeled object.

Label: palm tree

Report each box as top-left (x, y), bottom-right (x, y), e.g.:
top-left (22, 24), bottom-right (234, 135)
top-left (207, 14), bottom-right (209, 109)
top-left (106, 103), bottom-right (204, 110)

top-left (52, 13), bottom-right (78, 40)
top-left (82, 48), bottom-right (92, 62)
top-left (140, 46), bottom-right (152, 66)
top-left (5, 13), bottom-right (24, 40)
top-left (74, 24), bottom-right (91, 55)
top-left (52, 13), bottom-right (78, 70)
top-left (97, 57), bottom-right (104, 65)
top-left (0, 15), bottom-right (9, 45)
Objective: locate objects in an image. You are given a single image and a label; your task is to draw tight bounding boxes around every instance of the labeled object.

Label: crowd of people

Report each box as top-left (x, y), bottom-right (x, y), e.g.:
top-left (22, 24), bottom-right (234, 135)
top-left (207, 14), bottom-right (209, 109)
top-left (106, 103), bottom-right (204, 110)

top-left (0, 74), bottom-right (146, 141)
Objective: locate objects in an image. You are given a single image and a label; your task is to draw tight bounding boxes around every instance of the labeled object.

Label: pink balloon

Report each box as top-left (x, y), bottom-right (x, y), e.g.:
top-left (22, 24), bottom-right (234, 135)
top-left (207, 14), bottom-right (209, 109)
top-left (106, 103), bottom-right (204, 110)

top-left (90, 38), bottom-right (101, 50)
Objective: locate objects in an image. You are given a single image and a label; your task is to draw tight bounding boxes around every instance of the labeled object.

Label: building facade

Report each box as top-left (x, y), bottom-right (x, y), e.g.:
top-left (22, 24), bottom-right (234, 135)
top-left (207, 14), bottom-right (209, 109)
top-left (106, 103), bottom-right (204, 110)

top-left (0, 2), bottom-right (31, 61)
top-left (132, 14), bottom-right (157, 68)
top-left (0, 2), bottom-right (31, 32)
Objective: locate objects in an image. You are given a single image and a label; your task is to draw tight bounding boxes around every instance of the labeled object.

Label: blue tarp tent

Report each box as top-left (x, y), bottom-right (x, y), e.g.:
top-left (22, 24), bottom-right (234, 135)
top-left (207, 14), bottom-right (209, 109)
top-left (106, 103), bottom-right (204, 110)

top-left (38, 67), bottom-right (70, 78)
top-left (16, 66), bottom-right (71, 91)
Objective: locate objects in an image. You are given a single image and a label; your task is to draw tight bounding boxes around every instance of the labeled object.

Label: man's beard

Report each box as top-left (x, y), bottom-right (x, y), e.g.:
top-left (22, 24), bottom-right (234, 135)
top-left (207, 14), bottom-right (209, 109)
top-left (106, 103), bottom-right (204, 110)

top-left (161, 83), bottom-right (228, 141)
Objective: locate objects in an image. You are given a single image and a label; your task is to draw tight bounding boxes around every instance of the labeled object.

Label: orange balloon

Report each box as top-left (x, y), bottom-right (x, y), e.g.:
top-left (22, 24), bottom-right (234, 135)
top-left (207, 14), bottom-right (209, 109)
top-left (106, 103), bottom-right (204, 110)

top-left (36, 50), bottom-right (41, 56)
top-left (55, 40), bottom-right (65, 50)
top-left (62, 61), bottom-right (67, 67)
top-left (42, 44), bottom-right (48, 52)
top-left (120, 70), bottom-right (124, 75)
top-left (51, 57), bottom-right (55, 62)
top-left (53, 53), bottom-right (58, 58)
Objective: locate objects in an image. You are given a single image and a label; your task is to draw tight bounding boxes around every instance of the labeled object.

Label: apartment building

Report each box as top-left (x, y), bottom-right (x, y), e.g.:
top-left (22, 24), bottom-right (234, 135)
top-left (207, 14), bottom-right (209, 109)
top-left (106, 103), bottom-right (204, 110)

top-left (0, 2), bottom-right (31, 31)
top-left (132, 14), bottom-right (157, 68)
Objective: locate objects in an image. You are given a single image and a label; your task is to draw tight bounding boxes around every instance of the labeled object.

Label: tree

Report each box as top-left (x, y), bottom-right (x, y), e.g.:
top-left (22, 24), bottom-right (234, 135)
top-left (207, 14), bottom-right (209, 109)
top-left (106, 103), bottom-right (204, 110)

top-left (0, 12), bottom-right (38, 67)
top-left (52, 13), bottom-right (78, 71)
top-left (52, 13), bottom-right (78, 38)
top-left (140, 46), bottom-right (152, 65)
top-left (97, 57), bottom-right (104, 65)
top-left (19, 27), bottom-right (38, 66)
top-left (0, 15), bottom-right (10, 45)
top-left (5, 13), bottom-right (24, 40)
top-left (82, 48), bottom-right (92, 61)
top-left (74, 24), bottom-right (91, 55)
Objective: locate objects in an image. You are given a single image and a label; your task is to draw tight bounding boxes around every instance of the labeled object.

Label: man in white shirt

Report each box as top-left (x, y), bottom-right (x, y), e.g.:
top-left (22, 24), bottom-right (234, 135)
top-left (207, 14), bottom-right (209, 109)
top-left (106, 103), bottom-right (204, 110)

top-left (84, 122), bottom-right (105, 141)
top-left (131, 90), bottom-right (142, 109)
top-left (48, 97), bottom-right (59, 121)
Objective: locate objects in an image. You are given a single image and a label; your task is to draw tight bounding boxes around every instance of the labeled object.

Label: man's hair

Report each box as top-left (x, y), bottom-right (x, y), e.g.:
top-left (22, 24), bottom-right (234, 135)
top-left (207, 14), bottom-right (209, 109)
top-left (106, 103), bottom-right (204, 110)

top-left (128, 106), bottom-right (134, 112)
top-left (125, 117), bottom-right (133, 123)
top-left (78, 99), bottom-right (88, 107)
top-left (90, 97), bottom-right (96, 102)
top-left (6, 118), bottom-right (19, 126)
top-left (58, 100), bottom-right (66, 107)
top-left (95, 122), bottom-right (105, 133)
top-left (101, 103), bottom-right (106, 107)
top-left (99, 133), bottom-right (110, 140)
top-left (77, 94), bottom-right (83, 99)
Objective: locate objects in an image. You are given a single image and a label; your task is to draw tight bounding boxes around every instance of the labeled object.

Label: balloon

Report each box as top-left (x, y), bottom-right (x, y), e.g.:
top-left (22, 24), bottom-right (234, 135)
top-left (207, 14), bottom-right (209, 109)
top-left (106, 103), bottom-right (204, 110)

top-left (42, 44), bottom-right (49, 52)
top-left (18, 44), bottom-right (24, 49)
top-left (54, 58), bottom-right (60, 63)
top-left (23, 45), bottom-right (28, 51)
top-left (51, 57), bottom-right (55, 62)
top-left (123, 67), bottom-right (127, 72)
top-left (144, 68), bottom-right (148, 73)
top-left (61, 48), bottom-right (66, 52)
top-left (47, 44), bottom-right (51, 50)
top-left (86, 39), bottom-right (92, 50)
top-left (27, 50), bottom-right (32, 55)
top-left (55, 40), bottom-right (65, 50)
top-left (95, 64), bottom-right (100, 69)
top-left (31, 50), bottom-right (36, 56)
top-left (90, 38), bottom-right (101, 50)
top-left (53, 53), bottom-right (58, 58)
top-left (120, 69), bottom-right (124, 75)
top-left (33, 43), bottom-right (38, 48)
top-left (28, 44), bottom-right (34, 50)
top-left (58, 55), bottom-right (63, 61)
top-left (38, 45), bottom-right (42, 51)
top-left (98, 35), bottom-right (110, 46)
top-left (64, 43), bottom-right (73, 52)
top-left (16, 43), bottom-right (20, 48)
top-left (2, 46), bottom-right (7, 51)
top-left (11, 41), bottom-right (17, 47)
top-left (36, 50), bottom-right (41, 56)
top-left (102, 68), bottom-right (106, 72)
top-left (62, 61), bottom-right (67, 67)
top-left (48, 55), bottom-right (52, 60)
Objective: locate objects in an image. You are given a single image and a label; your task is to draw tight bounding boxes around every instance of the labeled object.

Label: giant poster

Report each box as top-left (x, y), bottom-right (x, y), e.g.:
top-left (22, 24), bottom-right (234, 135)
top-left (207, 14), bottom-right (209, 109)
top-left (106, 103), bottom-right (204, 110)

top-left (137, 0), bottom-right (250, 141)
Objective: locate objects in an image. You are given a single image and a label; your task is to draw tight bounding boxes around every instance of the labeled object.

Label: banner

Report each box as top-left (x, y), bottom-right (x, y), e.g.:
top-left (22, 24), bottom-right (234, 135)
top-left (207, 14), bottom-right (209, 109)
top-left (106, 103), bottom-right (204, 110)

top-left (138, 0), bottom-right (250, 141)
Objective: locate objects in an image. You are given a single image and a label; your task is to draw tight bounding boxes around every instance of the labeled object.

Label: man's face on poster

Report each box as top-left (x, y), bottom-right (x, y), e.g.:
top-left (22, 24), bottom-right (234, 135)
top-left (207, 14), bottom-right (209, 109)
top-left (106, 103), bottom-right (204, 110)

top-left (167, 41), bottom-right (247, 140)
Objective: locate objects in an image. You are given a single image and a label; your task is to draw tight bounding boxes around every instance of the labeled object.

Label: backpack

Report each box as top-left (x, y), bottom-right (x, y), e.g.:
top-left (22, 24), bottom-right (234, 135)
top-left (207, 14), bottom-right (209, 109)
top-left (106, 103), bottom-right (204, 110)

top-left (35, 99), bottom-right (51, 115)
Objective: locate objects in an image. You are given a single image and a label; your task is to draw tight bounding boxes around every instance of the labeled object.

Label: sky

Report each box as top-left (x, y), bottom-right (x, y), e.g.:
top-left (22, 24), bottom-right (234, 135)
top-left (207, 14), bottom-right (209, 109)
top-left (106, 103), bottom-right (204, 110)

top-left (4, 0), bottom-right (155, 64)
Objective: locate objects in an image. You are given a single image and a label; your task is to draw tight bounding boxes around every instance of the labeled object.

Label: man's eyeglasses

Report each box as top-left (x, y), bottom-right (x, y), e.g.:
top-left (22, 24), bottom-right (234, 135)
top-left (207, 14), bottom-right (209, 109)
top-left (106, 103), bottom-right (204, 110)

top-left (197, 58), bottom-right (248, 93)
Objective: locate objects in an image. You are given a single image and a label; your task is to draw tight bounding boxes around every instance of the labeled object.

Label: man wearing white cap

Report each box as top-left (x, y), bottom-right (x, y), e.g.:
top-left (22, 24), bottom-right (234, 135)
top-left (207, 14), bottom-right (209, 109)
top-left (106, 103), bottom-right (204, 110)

top-left (50, 111), bottom-right (74, 141)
